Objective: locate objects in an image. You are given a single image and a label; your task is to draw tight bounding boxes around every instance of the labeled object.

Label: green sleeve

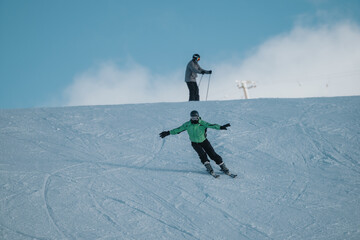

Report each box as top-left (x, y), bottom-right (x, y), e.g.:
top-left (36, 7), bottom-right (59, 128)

top-left (200, 120), bottom-right (221, 130)
top-left (170, 122), bottom-right (189, 135)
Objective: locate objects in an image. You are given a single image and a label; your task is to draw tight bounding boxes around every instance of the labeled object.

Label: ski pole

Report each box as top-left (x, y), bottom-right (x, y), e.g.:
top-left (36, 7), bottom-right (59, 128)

top-left (206, 74), bottom-right (211, 101)
top-left (198, 74), bottom-right (204, 87)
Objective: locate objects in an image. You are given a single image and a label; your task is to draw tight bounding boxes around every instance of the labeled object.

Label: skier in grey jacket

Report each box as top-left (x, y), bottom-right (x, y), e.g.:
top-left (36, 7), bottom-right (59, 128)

top-left (185, 54), bottom-right (212, 101)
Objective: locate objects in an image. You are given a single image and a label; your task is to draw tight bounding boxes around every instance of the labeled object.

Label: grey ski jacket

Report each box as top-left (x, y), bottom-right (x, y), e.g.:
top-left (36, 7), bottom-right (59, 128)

top-left (185, 60), bottom-right (207, 82)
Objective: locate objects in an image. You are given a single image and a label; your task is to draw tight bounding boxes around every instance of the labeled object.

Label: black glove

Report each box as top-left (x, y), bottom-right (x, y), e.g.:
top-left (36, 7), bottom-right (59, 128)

top-left (201, 70), bottom-right (206, 74)
top-left (220, 123), bottom-right (231, 130)
top-left (159, 131), bottom-right (170, 138)
top-left (208, 70), bottom-right (212, 74)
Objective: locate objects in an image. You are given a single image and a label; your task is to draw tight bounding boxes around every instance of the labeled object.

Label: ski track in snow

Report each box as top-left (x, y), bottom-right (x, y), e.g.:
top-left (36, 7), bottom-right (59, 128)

top-left (43, 173), bottom-right (68, 239)
top-left (1, 97), bottom-right (360, 239)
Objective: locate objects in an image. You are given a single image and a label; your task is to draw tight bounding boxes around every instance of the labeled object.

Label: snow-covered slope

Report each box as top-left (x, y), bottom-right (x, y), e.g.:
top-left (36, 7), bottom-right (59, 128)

top-left (1, 97), bottom-right (360, 240)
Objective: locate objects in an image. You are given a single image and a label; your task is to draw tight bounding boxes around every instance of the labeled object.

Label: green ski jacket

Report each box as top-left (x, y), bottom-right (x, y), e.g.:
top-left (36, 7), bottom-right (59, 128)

top-left (169, 119), bottom-right (221, 143)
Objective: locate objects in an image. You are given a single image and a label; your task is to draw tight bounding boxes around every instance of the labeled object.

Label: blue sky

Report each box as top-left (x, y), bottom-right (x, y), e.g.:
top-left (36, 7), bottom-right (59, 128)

top-left (1, 0), bottom-right (360, 109)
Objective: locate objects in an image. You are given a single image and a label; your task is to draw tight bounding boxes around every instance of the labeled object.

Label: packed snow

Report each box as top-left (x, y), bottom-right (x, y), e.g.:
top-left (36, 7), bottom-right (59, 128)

top-left (1, 97), bottom-right (359, 240)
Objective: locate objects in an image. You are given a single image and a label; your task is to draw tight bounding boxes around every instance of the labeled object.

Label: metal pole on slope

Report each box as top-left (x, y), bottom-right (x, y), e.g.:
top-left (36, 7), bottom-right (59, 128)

top-left (242, 81), bottom-right (249, 99)
top-left (206, 74), bottom-right (211, 101)
top-left (198, 74), bottom-right (204, 87)
top-left (236, 81), bottom-right (256, 99)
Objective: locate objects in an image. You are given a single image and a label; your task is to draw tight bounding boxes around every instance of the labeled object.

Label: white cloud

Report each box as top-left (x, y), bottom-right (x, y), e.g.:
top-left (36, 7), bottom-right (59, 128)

top-left (63, 61), bottom-right (187, 106)
top-left (210, 21), bottom-right (360, 100)
top-left (63, 21), bottom-right (360, 106)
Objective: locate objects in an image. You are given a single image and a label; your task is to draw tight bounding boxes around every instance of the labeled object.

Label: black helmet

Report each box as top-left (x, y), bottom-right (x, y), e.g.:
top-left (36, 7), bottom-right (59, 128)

top-left (192, 54), bottom-right (200, 61)
top-left (190, 110), bottom-right (199, 120)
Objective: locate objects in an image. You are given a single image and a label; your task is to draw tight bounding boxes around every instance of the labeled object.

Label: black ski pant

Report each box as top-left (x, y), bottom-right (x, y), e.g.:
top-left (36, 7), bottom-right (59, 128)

top-left (191, 139), bottom-right (223, 165)
top-left (186, 82), bottom-right (199, 101)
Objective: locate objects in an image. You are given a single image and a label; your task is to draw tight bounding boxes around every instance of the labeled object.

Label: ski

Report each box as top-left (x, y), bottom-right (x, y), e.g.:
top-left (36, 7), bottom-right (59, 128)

top-left (222, 171), bottom-right (237, 178)
top-left (209, 171), bottom-right (220, 178)
top-left (227, 173), bottom-right (237, 178)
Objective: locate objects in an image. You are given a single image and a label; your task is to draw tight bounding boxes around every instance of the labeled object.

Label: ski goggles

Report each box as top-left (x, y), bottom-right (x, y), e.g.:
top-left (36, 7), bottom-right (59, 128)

top-left (191, 116), bottom-right (199, 121)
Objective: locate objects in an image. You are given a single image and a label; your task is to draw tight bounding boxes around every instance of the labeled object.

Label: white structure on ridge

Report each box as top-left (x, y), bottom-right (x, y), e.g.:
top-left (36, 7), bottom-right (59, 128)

top-left (236, 81), bottom-right (256, 99)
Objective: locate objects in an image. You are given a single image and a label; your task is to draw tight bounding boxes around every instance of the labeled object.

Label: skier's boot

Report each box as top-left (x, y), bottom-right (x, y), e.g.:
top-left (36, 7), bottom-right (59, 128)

top-left (204, 161), bottom-right (214, 174)
top-left (219, 162), bottom-right (230, 174)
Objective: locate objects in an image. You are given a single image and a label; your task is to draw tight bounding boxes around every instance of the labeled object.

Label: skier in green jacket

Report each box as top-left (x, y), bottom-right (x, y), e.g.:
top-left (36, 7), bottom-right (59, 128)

top-left (159, 110), bottom-right (233, 177)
